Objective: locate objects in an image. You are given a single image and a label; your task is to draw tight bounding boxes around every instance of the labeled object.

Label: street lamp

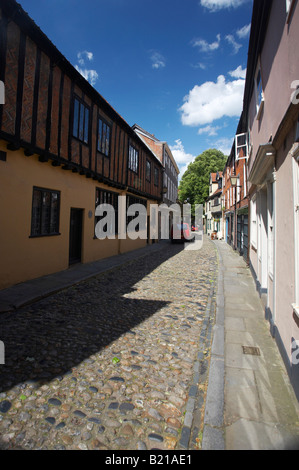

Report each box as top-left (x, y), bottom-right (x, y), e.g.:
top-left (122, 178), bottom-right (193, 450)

top-left (230, 176), bottom-right (239, 187)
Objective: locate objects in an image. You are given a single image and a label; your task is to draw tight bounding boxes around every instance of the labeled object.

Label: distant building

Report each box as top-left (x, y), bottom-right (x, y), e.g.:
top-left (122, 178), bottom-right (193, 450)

top-left (205, 172), bottom-right (223, 239)
top-left (132, 124), bottom-right (180, 206)
top-left (222, 118), bottom-right (249, 261)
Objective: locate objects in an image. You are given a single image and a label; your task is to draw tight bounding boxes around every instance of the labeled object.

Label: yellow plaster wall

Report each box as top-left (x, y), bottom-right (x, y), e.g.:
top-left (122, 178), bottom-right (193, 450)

top-left (0, 144), bottom-right (153, 289)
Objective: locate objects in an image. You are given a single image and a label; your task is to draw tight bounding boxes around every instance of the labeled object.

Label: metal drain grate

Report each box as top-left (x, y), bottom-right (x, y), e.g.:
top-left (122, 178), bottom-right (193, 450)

top-left (242, 346), bottom-right (261, 356)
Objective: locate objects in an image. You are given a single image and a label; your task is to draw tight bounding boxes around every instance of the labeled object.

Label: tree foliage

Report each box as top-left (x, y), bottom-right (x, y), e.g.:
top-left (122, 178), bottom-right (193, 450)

top-left (178, 149), bottom-right (227, 207)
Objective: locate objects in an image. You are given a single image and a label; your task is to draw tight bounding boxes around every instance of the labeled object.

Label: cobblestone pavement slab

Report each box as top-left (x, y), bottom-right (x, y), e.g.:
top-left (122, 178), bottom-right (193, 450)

top-left (0, 238), bottom-right (218, 450)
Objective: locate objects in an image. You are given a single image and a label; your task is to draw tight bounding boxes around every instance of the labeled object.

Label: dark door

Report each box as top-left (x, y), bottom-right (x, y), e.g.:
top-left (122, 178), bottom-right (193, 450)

top-left (69, 208), bottom-right (83, 265)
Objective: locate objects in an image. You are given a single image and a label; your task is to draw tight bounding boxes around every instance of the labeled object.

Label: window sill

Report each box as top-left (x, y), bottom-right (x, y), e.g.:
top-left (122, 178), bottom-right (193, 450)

top-left (29, 233), bottom-right (61, 238)
top-left (97, 150), bottom-right (110, 158)
top-left (72, 135), bottom-right (90, 147)
top-left (292, 304), bottom-right (299, 319)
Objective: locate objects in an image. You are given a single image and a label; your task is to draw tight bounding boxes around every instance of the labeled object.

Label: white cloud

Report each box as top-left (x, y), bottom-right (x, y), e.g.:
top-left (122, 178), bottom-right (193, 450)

top-left (200, 0), bottom-right (250, 12)
top-left (180, 74), bottom-right (245, 127)
top-left (198, 125), bottom-right (221, 136)
top-left (191, 62), bottom-right (207, 70)
top-left (169, 139), bottom-right (196, 177)
top-left (229, 65), bottom-right (246, 79)
top-left (150, 51), bottom-right (166, 69)
top-left (225, 34), bottom-right (242, 54)
top-left (75, 67), bottom-right (99, 86)
top-left (75, 50), bottom-right (99, 86)
top-left (192, 34), bottom-right (221, 53)
top-left (209, 137), bottom-right (233, 155)
top-left (77, 51), bottom-right (94, 65)
top-left (236, 23), bottom-right (251, 39)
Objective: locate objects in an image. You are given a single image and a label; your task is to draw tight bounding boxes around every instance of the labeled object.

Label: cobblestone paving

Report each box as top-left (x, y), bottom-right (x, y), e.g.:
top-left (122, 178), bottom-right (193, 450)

top-left (0, 238), bottom-right (218, 450)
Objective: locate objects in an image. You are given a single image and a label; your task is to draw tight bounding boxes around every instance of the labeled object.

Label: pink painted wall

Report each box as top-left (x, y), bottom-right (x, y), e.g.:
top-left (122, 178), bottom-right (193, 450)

top-left (248, 1), bottom-right (299, 177)
top-left (247, 0), bottom-right (299, 366)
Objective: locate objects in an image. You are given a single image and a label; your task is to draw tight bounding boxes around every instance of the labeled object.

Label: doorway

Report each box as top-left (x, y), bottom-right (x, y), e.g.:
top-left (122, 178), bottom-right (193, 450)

top-left (69, 208), bottom-right (83, 265)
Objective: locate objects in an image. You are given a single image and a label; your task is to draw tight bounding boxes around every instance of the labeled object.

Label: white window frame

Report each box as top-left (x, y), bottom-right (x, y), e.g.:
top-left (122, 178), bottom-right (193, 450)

top-left (251, 195), bottom-right (257, 250)
top-left (243, 163), bottom-right (247, 198)
top-left (268, 182), bottom-right (274, 280)
top-left (292, 155), bottom-right (299, 317)
top-left (237, 176), bottom-right (241, 202)
top-left (235, 133), bottom-right (249, 161)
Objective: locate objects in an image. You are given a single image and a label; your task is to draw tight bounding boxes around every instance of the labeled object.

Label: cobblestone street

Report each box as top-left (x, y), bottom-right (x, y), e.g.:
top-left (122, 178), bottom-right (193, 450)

top-left (0, 238), bottom-right (218, 450)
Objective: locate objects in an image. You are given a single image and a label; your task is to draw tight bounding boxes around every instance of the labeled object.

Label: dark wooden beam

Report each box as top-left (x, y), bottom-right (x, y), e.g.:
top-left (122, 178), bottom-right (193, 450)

top-left (31, 47), bottom-right (41, 147)
top-left (57, 72), bottom-right (64, 157)
top-left (45, 61), bottom-right (54, 152)
top-left (0, 16), bottom-right (8, 131)
top-left (15, 31), bottom-right (26, 141)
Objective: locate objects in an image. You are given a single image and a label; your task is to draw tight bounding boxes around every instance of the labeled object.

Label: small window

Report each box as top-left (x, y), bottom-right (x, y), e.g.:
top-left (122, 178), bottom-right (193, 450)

top-left (128, 145), bottom-right (139, 173)
top-left (256, 70), bottom-right (263, 107)
top-left (95, 188), bottom-right (119, 235)
top-left (31, 187), bottom-right (60, 237)
top-left (73, 97), bottom-right (89, 144)
top-left (255, 64), bottom-right (264, 117)
top-left (98, 118), bottom-right (111, 157)
top-left (126, 195), bottom-right (147, 228)
top-left (154, 167), bottom-right (159, 187)
top-left (235, 133), bottom-right (249, 161)
top-left (146, 159), bottom-right (151, 182)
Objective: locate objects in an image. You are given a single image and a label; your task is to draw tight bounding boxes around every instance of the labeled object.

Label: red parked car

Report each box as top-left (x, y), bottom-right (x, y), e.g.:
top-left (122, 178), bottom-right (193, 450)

top-left (171, 223), bottom-right (193, 243)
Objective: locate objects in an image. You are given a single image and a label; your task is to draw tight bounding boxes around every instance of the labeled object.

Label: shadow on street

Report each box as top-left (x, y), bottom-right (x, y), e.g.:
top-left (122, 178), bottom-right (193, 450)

top-left (0, 243), bottom-right (184, 394)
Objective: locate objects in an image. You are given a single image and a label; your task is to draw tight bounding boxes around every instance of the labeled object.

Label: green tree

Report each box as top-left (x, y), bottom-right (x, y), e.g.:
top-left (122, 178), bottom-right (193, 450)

top-left (178, 149), bottom-right (227, 208)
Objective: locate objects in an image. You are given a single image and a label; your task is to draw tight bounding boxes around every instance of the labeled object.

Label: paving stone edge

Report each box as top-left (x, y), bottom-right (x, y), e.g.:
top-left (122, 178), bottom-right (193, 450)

top-left (177, 239), bottom-right (220, 450)
top-left (201, 241), bottom-right (225, 451)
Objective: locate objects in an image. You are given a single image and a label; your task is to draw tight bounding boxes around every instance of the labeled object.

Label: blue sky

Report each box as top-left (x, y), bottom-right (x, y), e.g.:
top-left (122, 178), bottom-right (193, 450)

top-left (19, 0), bottom-right (253, 177)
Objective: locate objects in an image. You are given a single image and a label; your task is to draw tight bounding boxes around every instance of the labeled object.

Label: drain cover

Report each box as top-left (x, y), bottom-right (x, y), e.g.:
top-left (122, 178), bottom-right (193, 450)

top-left (242, 346), bottom-right (261, 356)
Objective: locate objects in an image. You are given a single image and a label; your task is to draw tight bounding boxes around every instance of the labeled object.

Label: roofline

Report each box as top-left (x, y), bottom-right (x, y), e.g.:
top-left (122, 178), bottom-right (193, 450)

top-left (132, 124), bottom-right (160, 143)
top-left (163, 142), bottom-right (180, 175)
top-left (224, 0), bottom-right (273, 172)
top-left (133, 124), bottom-right (180, 174)
top-left (132, 130), bottom-right (164, 167)
top-left (0, 0), bottom-right (164, 162)
top-left (242, 0), bottom-right (273, 130)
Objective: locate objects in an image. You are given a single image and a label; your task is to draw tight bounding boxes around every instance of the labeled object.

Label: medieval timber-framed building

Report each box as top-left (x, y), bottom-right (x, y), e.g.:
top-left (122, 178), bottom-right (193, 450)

top-left (0, 0), bottom-right (164, 289)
